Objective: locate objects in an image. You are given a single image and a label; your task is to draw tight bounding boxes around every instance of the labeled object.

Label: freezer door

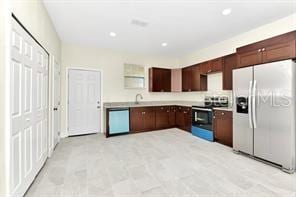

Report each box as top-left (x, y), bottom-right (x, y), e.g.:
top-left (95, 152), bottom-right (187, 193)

top-left (253, 60), bottom-right (295, 170)
top-left (233, 66), bottom-right (254, 155)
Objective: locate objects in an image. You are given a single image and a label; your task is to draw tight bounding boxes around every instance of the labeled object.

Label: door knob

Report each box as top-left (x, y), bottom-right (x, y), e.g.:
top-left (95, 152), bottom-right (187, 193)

top-left (53, 107), bottom-right (58, 111)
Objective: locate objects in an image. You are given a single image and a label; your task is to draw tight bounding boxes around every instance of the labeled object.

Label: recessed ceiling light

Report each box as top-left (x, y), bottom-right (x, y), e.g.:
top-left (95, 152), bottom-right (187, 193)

top-left (222, 8), bottom-right (232, 16)
top-left (109, 32), bottom-right (116, 37)
top-left (161, 42), bottom-right (167, 47)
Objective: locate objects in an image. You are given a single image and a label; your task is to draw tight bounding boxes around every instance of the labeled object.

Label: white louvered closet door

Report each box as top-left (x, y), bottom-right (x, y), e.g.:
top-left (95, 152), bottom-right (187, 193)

top-left (10, 18), bottom-right (49, 197)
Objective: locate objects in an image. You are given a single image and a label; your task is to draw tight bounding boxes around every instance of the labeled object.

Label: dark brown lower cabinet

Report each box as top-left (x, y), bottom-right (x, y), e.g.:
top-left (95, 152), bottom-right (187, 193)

top-left (130, 107), bottom-right (156, 132)
top-left (213, 110), bottom-right (233, 147)
top-left (129, 105), bottom-right (191, 134)
top-left (176, 106), bottom-right (192, 132)
top-left (155, 106), bottom-right (170, 129)
top-left (168, 106), bottom-right (176, 127)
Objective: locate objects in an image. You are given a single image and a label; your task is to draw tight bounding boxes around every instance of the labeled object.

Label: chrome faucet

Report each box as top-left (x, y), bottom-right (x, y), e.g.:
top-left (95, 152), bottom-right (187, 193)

top-left (135, 94), bottom-right (143, 104)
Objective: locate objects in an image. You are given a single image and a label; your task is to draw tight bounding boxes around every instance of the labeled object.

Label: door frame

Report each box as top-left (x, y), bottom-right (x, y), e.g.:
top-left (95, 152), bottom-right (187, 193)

top-left (50, 55), bottom-right (60, 155)
top-left (4, 1), bottom-right (11, 195)
top-left (66, 67), bottom-right (103, 137)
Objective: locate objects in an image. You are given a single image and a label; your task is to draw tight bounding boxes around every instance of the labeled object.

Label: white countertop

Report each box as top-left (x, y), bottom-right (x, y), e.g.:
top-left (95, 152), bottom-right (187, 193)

top-left (213, 107), bottom-right (233, 111)
top-left (103, 101), bottom-right (205, 108)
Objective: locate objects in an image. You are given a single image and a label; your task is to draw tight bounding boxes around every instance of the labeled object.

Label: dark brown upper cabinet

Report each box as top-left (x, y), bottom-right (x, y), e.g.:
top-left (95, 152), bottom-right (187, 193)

top-left (210, 57), bottom-right (223, 73)
top-left (223, 53), bottom-right (236, 90)
top-left (182, 66), bottom-right (192, 92)
top-left (236, 31), bottom-right (296, 68)
top-left (182, 65), bottom-right (207, 92)
top-left (149, 67), bottom-right (171, 92)
top-left (200, 61), bottom-right (211, 75)
top-left (200, 58), bottom-right (223, 74)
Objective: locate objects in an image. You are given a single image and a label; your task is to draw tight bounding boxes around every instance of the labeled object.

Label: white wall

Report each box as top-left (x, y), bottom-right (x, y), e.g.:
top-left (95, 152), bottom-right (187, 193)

top-left (180, 13), bottom-right (296, 66)
top-left (61, 44), bottom-right (207, 136)
top-left (12, 0), bottom-right (61, 61)
top-left (11, 0), bottom-right (62, 154)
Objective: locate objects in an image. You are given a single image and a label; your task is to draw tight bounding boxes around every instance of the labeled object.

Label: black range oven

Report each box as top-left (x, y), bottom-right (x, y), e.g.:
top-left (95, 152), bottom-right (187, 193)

top-left (191, 96), bottom-right (228, 142)
top-left (192, 107), bottom-right (213, 131)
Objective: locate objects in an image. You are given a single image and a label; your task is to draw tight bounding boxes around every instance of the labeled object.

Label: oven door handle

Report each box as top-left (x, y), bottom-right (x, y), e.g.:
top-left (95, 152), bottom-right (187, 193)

top-left (192, 107), bottom-right (212, 112)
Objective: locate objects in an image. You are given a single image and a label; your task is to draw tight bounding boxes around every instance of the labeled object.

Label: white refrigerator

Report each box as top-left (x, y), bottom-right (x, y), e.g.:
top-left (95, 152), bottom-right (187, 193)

top-left (233, 60), bottom-right (296, 173)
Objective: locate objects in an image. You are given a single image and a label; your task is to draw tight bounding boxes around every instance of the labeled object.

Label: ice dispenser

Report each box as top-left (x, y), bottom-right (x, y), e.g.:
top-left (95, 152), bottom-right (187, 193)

top-left (236, 97), bottom-right (248, 114)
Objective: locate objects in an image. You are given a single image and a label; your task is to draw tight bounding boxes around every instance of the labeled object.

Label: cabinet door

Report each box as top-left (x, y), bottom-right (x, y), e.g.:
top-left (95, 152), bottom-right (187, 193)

top-left (143, 109), bottom-right (156, 131)
top-left (200, 61), bottom-right (211, 74)
top-left (162, 69), bottom-right (171, 92)
top-left (262, 40), bottom-right (296, 63)
top-left (149, 68), bottom-right (171, 92)
top-left (210, 58), bottom-right (223, 72)
top-left (183, 107), bottom-right (192, 132)
top-left (223, 54), bottom-right (236, 90)
top-left (191, 65), bottom-right (201, 91)
top-left (237, 50), bottom-right (262, 68)
top-left (155, 106), bottom-right (170, 129)
top-left (175, 106), bottom-right (185, 128)
top-left (130, 109), bottom-right (144, 132)
top-left (182, 67), bottom-right (192, 91)
top-left (214, 110), bottom-right (233, 147)
top-left (168, 106), bottom-right (176, 127)
top-left (130, 107), bottom-right (155, 132)
top-left (149, 68), bottom-right (162, 92)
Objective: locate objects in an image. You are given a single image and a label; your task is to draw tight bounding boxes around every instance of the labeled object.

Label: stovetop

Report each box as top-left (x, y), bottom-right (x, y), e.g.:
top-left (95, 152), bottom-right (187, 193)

top-left (193, 96), bottom-right (229, 108)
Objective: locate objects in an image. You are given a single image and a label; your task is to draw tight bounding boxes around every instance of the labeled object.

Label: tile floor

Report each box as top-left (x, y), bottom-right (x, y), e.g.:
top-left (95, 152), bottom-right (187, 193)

top-left (26, 129), bottom-right (296, 197)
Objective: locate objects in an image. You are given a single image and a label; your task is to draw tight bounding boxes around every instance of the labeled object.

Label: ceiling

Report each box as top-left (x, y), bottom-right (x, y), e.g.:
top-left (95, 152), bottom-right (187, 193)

top-left (43, 0), bottom-right (296, 57)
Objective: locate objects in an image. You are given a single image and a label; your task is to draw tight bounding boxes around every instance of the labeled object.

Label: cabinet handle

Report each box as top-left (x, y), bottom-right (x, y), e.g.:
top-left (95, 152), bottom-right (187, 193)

top-left (208, 70), bottom-right (212, 73)
top-left (184, 111), bottom-right (187, 114)
top-left (188, 89), bottom-right (191, 91)
top-left (161, 107), bottom-right (164, 110)
top-left (221, 112), bottom-right (224, 115)
top-left (258, 49), bottom-right (261, 52)
top-left (262, 48), bottom-right (265, 51)
top-left (167, 110), bottom-right (169, 113)
top-left (142, 111), bottom-right (146, 115)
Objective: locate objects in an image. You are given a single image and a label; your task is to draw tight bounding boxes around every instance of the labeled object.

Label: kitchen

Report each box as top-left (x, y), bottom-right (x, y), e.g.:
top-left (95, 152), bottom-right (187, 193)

top-left (104, 30), bottom-right (296, 172)
top-left (2, 0), bottom-right (296, 196)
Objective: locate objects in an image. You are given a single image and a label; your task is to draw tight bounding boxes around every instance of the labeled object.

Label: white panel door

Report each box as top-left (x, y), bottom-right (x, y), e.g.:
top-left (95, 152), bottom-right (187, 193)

top-left (53, 60), bottom-right (60, 147)
top-left (10, 18), bottom-right (49, 197)
top-left (68, 69), bottom-right (101, 136)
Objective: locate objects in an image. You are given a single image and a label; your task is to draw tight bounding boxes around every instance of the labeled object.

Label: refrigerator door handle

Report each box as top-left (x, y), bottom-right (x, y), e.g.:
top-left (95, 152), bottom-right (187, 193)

top-left (252, 80), bottom-right (257, 128)
top-left (248, 81), bottom-right (253, 129)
